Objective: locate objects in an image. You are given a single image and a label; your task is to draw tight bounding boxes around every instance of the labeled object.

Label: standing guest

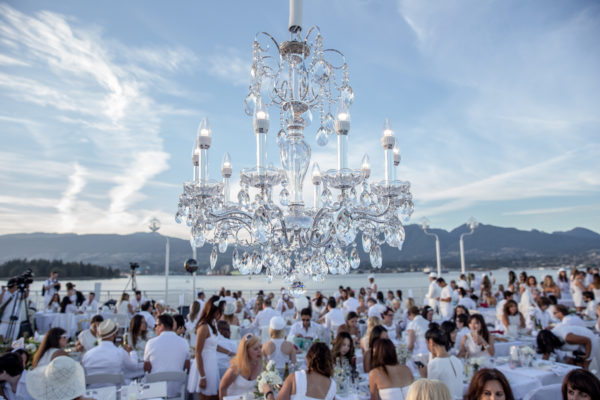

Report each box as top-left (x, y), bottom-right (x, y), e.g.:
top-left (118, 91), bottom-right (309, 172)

top-left (561, 369), bottom-right (600, 400)
top-left (542, 275), bottom-right (561, 298)
top-left (425, 273), bottom-right (440, 310)
top-left (369, 338), bottom-right (413, 399)
top-left (265, 342), bottom-right (336, 400)
top-left (337, 311), bottom-right (360, 345)
top-left (144, 314), bottom-right (190, 397)
top-left (311, 293), bottom-right (327, 320)
top-left (288, 308), bottom-right (319, 341)
top-left (254, 298), bottom-right (280, 328)
top-left (216, 320), bottom-right (237, 376)
top-left (501, 299), bottom-right (525, 335)
top-left (139, 301), bottom-right (156, 330)
top-left (276, 292), bottom-right (296, 320)
top-left (115, 292), bottom-right (134, 317)
top-left (405, 379), bottom-right (452, 400)
top-left (368, 274), bottom-right (378, 294)
top-left (129, 290), bottom-right (146, 312)
top-left (438, 278), bottom-right (453, 320)
top-left (343, 290), bottom-right (360, 315)
top-left (557, 268), bottom-right (571, 298)
top-left (457, 274), bottom-right (470, 291)
top-left (331, 332), bottom-right (356, 372)
top-left (417, 326), bottom-right (464, 399)
top-left (25, 356), bottom-right (92, 400)
top-left (186, 300), bottom-right (202, 343)
top-left (571, 271), bottom-right (587, 312)
top-left (507, 270), bottom-right (518, 295)
top-left (189, 296), bottom-right (226, 400)
top-left (262, 316), bottom-right (296, 371)
top-left (126, 314), bottom-right (148, 357)
top-left (173, 314), bottom-right (186, 337)
top-left (0, 352), bottom-right (35, 400)
top-left (80, 292), bottom-right (98, 314)
top-left (75, 314), bottom-right (104, 352)
top-left (459, 314), bottom-right (495, 358)
top-left (59, 296), bottom-right (76, 314)
top-left (222, 302), bottom-right (240, 327)
top-left (42, 271), bottom-right (60, 307)
top-left (464, 368), bottom-right (514, 400)
top-left (588, 274), bottom-right (600, 301)
top-left (31, 327), bottom-right (68, 369)
top-left (82, 320), bottom-right (138, 382)
top-left (406, 306), bottom-right (429, 354)
top-left (380, 307), bottom-right (398, 343)
top-left (219, 333), bottom-right (262, 400)
top-left (321, 297), bottom-right (345, 331)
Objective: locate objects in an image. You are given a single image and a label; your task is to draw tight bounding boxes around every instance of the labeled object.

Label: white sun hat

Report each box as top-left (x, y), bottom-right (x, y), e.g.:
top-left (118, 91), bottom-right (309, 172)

top-left (269, 316), bottom-right (286, 331)
top-left (26, 356), bottom-right (85, 400)
top-left (368, 274), bottom-right (375, 280)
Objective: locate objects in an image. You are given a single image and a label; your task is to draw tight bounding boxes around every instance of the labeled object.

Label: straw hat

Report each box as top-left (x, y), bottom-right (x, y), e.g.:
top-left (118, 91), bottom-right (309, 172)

top-left (26, 356), bottom-right (85, 400)
top-left (224, 302), bottom-right (236, 316)
top-left (97, 319), bottom-right (118, 339)
top-left (269, 316), bottom-right (285, 331)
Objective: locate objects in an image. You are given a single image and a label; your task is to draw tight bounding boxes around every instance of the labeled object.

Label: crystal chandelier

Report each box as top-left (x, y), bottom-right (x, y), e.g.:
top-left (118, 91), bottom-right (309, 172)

top-left (176, 0), bottom-right (414, 292)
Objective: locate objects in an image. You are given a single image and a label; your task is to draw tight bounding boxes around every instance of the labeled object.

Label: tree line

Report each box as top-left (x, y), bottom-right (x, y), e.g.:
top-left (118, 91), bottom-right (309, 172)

top-left (0, 259), bottom-right (121, 279)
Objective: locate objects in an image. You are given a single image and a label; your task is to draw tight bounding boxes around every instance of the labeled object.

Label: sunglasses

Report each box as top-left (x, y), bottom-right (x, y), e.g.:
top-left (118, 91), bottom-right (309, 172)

top-left (244, 333), bottom-right (254, 340)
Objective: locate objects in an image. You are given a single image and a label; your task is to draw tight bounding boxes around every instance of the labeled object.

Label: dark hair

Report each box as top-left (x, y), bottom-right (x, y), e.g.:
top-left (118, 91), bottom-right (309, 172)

top-left (508, 270), bottom-right (516, 285)
top-left (306, 342), bottom-right (333, 378)
top-left (157, 314), bottom-right (174, 330)
top-left (396, 290), bottom-right (402, 301)
top-left (371, 338), bottom-right (398, 374)
top-left (440, 320), bottom-right (457, 349)
top-left (198, 295), bottom-right (225, 334)
top-left (300, 307), bottom-right (312, 318)
top-left (407, 306), bottom-right (420, 316)
top-left (129, 315), bottom-right (147, 348)
top-left (426, 326), bottom-right (449, 350)
top-left (536, 296), bottom-right (551, 308)
top-left (421, 306), bottom-right (433, 320)
top-left (91, 314), bottom-right (104, 324)
top-left (554, 304), bottom-right (569, 316)
top-left (503, 299), bottom-right (519, 317)
top-left (0, 352), bottom-right (24, 377)
top-left (376, 291), bottom-right (384, 303)
top-left (173, 314), bottom-right (185, 332)
top-left (346, 311), bottom-right (358, 322)
top-left (503, 290), bottom-right (513, 299)
top-left (59, 296), bottom-right (72, 313)
top-left (327, 296), bottom-right (337, 308)
top-left (141, 301), bottom-right (151, 311)
top-left (32, 327), bottom-right (66, 368)
top-left (456, 313), bottom-right (469, 327)
top-left (536, 329), bottom-right (563, 355)
top-left (465, 368), bottom-right (514, 400)
top-left (467, 314), bottom-right (489, 342)
top-left (264, 297), bottom-right (272, 307)
top-left (369, 325), bottom-right (388, 350)
top-left (583, 291), bottom-right (594, 300)
top-left (331, 331), bottom-right (355, 367)
top-left (562, 369), bottom-right (600, 399)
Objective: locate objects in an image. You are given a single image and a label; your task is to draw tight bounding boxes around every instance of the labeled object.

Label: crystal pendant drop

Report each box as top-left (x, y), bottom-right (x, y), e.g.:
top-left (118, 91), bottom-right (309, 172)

top-left (209, 247), bottom-right (218, 269)
top-left (321, 188), bottom-right (332, 205)
top-left (316, 126), bottom-right (328, 146)
top-left (362, 233), bottom-right (371, 253)
top-left (370, 244), bottom-right (382, 269)
top-left (232, 247), bottom-right (240, 269)
top-left (238, 189), bottom-right (250, 206)
top-left (360, 190), bottom-right (371, 207)
top-left (190, 230), bottom-right (205, 248)
top-left (341, 85), bottom-right (354, 107)
top-left (244, 93), bottom-right (256, 116)
top-left (396, 225), bottom-right (406, 250)
top-left (239, 251), bottom-right (251, 275)
top-left (350, 247), bottom-right (360, 269)
top-left (276, 129), bottom-right (286, 146)
top-left (279, 188), bottom-right (290, 206)
top-left (218, 237), bottom-right (228, 253)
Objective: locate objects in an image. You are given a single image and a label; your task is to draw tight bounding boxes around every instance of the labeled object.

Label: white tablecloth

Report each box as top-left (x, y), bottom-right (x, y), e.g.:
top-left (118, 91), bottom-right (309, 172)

top-left (494, 338), bottom-right (536, 357)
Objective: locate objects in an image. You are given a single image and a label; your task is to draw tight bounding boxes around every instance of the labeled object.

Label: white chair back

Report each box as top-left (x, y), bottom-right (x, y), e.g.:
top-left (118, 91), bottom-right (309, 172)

top-left (145, 371), bottom-right (187, 400)
top-left (85, 385), bottom-right (116, 400)
top-left (85, 373), bottom-right (124, 387)
top-left (523, 384), bottom-right (562, 400)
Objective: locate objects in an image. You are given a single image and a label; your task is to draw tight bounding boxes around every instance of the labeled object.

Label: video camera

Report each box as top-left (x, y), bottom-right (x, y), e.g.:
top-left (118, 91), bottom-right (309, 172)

top-left (7, 268), bottom-right (34, 289)
top-left (129, 262), bottom-right (140, 271)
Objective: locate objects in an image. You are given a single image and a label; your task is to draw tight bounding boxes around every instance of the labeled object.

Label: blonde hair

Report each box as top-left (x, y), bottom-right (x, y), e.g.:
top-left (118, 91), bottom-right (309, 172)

top-left (364, 316), bottom-right (381, 339)
top-left (230, 334), bottom-right (260, 377)
top-left (270, 328), bottom-right (285, 339)
top-left (405, 298), bottom-right (415, 309)
top-left (405, 379), bottom-right (452, 400)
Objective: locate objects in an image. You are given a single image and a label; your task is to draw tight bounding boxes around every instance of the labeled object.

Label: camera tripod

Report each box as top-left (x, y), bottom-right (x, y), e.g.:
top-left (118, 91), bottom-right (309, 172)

top-left (2, 286), bottom-right (32, 343)
top-left (122, 268), bottom-right (138, 293)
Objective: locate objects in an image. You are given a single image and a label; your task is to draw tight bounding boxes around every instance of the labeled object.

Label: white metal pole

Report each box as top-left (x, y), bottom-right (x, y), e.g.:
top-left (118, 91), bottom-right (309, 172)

top-left (435, 234), bottom-right (441, 277)
top-left (165, 237), bottom-right (170, 306)
top-left (460, 234), bottom-right (466, 274)
top-left (192, 246), bottom-right (197, 301)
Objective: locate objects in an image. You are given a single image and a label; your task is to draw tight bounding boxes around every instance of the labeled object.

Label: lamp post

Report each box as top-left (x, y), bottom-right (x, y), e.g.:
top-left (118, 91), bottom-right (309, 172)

top-left (421, 218), bottom-right (441, 277)
top-left (149, 218), bottom-right (170, 305)
top-left (459, 217), bottom-right (479, 275)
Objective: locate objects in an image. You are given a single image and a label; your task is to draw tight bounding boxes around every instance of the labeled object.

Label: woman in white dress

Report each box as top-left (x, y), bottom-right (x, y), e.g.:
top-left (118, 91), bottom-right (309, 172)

top-left (405, 306), bottom-right (429, 355)
top-left (31, 327), bottom-right (68, 369)
top-left (115, 292), bottom-right (134, 317)
top-left (189, 296), bottom-right (226, 400)
top-left (571, 270), bottom-right (586, 311)
top-left (186, 301), bottom-right (201, 345)
top-left (557, 268), bottom-right (571, 298)
top-left (265, 342), bottom-right (336, 400)
top-left (219, 333), bottom-right (262, 400)
top-left (45, 293), bottom-right (61, 313)
top-left (369, 338), bottom-right (413, 400)
top-left (501, 299), bottom-right (525, 336)
top-left (459, 314), bottom-right (495, 358)
top-left (262, 316), bottom-right (296, 374)
top-left (417, 326), bottom-right (463, 399)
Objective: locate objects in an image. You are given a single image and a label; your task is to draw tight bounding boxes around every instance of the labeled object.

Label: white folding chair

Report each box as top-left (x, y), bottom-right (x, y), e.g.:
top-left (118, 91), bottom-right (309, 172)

top-left (85, 385), bottom-right (116, 400)
top-left (523, 384), bottom-right (562, 400)
top-left (85, 373), bottom-right (124, 388)
top-left (145, 371), bottom-right (187, 400)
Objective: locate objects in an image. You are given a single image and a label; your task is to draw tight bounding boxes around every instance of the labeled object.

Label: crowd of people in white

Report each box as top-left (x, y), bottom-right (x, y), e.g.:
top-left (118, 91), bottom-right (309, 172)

top-left (1, 268), bottom-right (600, 400)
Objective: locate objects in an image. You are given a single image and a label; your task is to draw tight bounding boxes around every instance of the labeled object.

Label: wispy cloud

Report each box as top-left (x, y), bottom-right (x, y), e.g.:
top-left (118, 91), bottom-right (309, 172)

top-left (205, 46), bottom-right (251, 87)
top-left (56, 163), bottom-right (87, 232)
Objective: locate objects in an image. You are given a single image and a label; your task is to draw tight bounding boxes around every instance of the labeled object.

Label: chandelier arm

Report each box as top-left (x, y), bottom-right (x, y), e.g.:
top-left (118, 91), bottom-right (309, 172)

top-left (255, 32), bottom-right (280, 53)
top-left (322, 48), bottom-right (346, 69)
top-left (303, 26), bottom-right (321, 43)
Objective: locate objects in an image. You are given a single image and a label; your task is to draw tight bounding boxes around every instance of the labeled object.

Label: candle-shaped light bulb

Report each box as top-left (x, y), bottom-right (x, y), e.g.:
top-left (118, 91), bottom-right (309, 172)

top-left (198, 117), bottom-right (212, 138)
top-left (383, 117), bottom-right (394, 137)
top-left (253, 97), bottom-right (270, 133)
top-left (191, 140), bottom-right (201, 165)
top-left (221, 152), bottom-right (232, 176)
top-left (393, 145), bottom-right (401, 166)
top-left (361, 154), bottom-right (371, 179)
top-left (312, 162), bottom-right (321, 181)
top-left (334, 102), bottom-right (351, 134)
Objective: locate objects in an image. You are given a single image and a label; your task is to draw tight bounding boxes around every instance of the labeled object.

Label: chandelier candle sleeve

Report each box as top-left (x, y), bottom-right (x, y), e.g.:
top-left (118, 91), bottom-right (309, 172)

top-left (221, 153), bottom-right (232, 202)
top-left (197, 118), bottom-right (212, 184)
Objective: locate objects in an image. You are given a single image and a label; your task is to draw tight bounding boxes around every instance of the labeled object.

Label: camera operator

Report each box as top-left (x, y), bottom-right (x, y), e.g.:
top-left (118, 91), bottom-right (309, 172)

top-left (42, 271), bottom-right (60, 307)
top-left (0, 276), bottom-right (30, 342)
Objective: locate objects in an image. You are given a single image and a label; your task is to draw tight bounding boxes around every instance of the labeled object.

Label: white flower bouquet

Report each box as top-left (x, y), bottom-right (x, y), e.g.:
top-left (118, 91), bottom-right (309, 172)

top-left (256, 360), bottom-right (283, 397)
top-left (520, 346), bottom-right (536, 357)
top-left (396, 343), bottom-right (410, 365)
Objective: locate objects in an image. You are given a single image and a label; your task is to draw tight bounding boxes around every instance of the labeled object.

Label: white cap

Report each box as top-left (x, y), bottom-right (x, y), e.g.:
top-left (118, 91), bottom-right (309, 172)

top-left (558, 267), bottom-right (566, 273)
top-left (429, 272), bottom-right (437, 278)
top-left (368, 274), bottom-right (375, 280)
top-left (269, 316), bottom-right (285, 331)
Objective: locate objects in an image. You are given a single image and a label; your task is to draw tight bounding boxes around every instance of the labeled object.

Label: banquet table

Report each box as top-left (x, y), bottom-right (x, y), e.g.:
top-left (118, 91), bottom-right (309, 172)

top-left (35, 311), bottom-right (110, 337)
top-left (496, 362), bottom-right (578, 387)
top-left (493, 337), bottom-right (536, 357)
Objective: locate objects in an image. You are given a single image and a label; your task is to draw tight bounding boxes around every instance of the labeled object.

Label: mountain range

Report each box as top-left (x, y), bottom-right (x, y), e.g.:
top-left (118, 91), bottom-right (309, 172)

top-left (0, 224), bottom-right (598, 274)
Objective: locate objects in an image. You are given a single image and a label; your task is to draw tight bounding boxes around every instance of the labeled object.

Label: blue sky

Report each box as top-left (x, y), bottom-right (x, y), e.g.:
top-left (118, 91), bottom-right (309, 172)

top-left (0, 0), bottom-right (598, 239)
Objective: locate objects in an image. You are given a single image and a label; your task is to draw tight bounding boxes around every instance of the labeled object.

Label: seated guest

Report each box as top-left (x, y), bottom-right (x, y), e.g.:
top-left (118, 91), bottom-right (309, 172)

top-left (582, 291), bottom-right (596, 319)
top-left (536, 329), bottom-right (569, 362)
top-left (417, 325), bottom-right (463, 399)
top-left (11, 349), bottom-right (29, 370)
top-left (501, 299), bottom-right (525, 335)
top-left (531, 296), bottom-right (552, 330)
top-left (25, 356), bottom-right (90, 400)
top-left (331, 332), bottom-right (356, 372)
top-left (143, 314), bottom-right (190, 397)
top-left (254, 298), bottom-right (280, 327)
top-left (454, 314), bottom-right (470, 353)
top-left (219, 333), bottom-right (262, 399)
top-left (115, 292), bottom-right (134, 317)
top-left (380, 307), bottom-right (398, 343)
top-left (126, 314), bottom-right (148, 357)
top-left (360, 316), bottom-right (380, 363)
top-left (264, 342), bottom-right (336, 400)
top-left (367, 297), bottom-right (386, 318)
top-left (32, 327), bottom-right (69, 369)
top-left (139, 300), bottom-right (156, 330)
top-left (458, 288), bottom-right (477, 310)
top-left (405, 378), bottom-right (452, 400)
top-left (173, 314), bottom-right (186, 337)
top-left (464, 368), bottom-right (514, 400)
top-left (406, 306), bottom-right (429, 354)
top-left (459, 314), bottom-right (495, 358)
top-left (439, 320), bottom-right (459, 356)
top-left (288, 307), bottom-right (319, 343)
top-left (554, 304), bottom-right (586, 327)
top-left (562, 369), bottom-right (600, 400)
top-left (369, 338), bottom-right (413, 400)
top-left (0, 352), bottom-right (35, 400)
top-left (59, 296), bottom-right (77, 314)
top-left (364, 325), bottom-right (388, 373)
top-left (421, 305), bottom-right (434, 322)
top-left (262, 316), bottom-right (296, 372)
top-left (216, 320), bottom-right (237, 376)
top-left (80, 292), bottom-right (98, 313)
top-left (45, 293), bottom-right (60, 313)
top-left (495, 290), bottom-right (513, 324)
top-left (337, 311), bottom-right (360, 345)
top-left (321, 297), bottom-right (345, 331)
top-left (75, 314), bottom-right (104, 352)
top-left (540, 326), bottom-right (599, 372)
top-left (81, 320), bottom-right (138, 385)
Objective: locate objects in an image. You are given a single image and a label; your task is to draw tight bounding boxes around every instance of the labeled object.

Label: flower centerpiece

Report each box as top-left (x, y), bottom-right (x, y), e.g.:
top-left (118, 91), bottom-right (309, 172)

top-left (396, 343), bottom-right (410, 365)
top-left (256, 360), bottom-right (283, 399)
top-left (465, 356), bottom-right (488, 381)
top-left (333, 358), bottom-right (352, 395)
top-left (520, 345), bottom-right (536, 367)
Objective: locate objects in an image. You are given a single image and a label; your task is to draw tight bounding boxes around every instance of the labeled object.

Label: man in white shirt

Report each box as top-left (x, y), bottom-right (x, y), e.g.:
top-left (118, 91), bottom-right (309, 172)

top-left (288, 308), bottom-right (319, 341)
top-left (425, 273), bottom-right (440, 310)
top-left (254, 298), bottom-right (280, 327)
top-left (553, 304), bottom-right (586, 327)
top-left (42, 271), bottom-right (59, 307)
top-left (456, 274), bottom-right (469, 291)
top-left (138, 301), bottom-right (156, 330)
top-left (0, 352), bottom-right (35, 400)
top-left (583, 291), bottom-right (596, 319)
top-left (438, 278), bottom-right (453, 320)
top-left (343, 291), bottom-right (359, 315)
top-left (367, 297), bottom-right (386, 318)
top-left (75, 314), bottom-right (103, 352)
top-left (80, 292), bottom-right (98, 314)
top-left (81, 319), bottom-right (139, 386)
top-left (380, 307), bottom-right (398, 343)
top-left (321, 297), bottom-right (345, 331)
top-left (216, 320), bottom-right (237, 375)
top-left (457, 288), bottom-right (477, 310)
top-left (129, 291), bottom-right (147, 312)
top-left (144, 314), bottom-right (190, 397)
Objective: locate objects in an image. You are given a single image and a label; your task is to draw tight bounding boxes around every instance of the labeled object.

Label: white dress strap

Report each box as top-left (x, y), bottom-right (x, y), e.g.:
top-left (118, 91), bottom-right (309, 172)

top-left (295, 370), bottom-right (307, 396)
top-left (325, 377), bottom-right (336, 400)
